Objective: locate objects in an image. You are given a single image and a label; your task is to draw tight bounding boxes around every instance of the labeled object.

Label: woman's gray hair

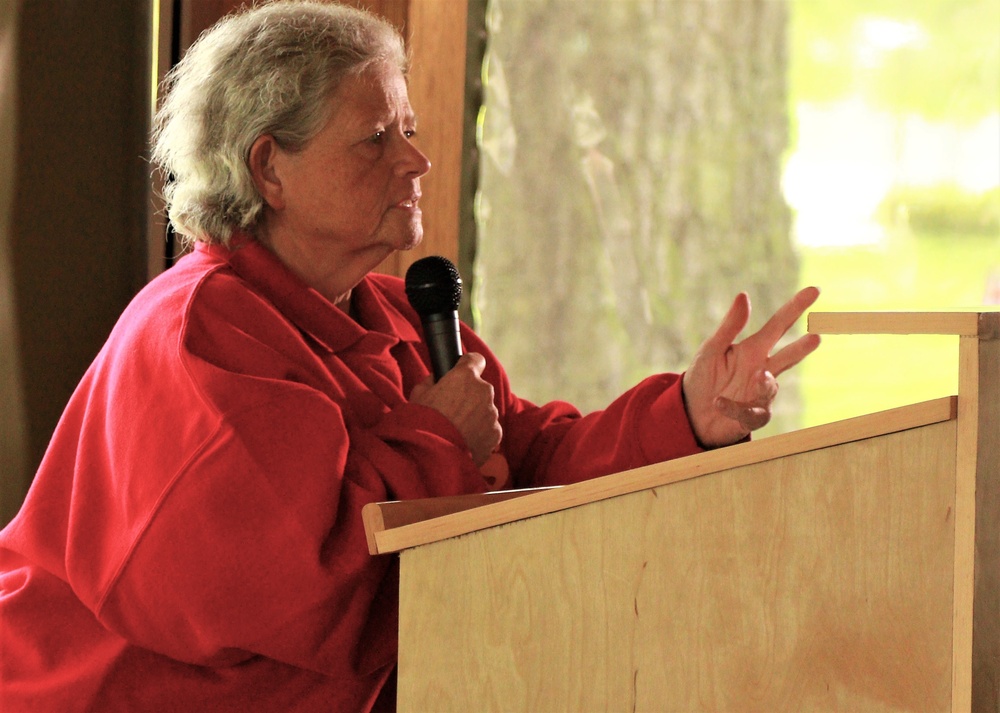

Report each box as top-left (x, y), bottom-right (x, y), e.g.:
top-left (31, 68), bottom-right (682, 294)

top-left (151, 0), bottom-right (407, 245)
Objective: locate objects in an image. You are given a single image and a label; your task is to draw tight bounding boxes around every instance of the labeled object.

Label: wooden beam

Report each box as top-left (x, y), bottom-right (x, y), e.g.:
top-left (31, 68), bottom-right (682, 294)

top-left (808, 311), bottom-right (983, 336)
top-left (360, 0), bottom-right (469, 279)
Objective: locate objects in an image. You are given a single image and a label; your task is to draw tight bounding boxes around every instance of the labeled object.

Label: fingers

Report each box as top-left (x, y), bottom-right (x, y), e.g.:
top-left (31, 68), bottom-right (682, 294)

top-left (703, 292), bottom-right (751, 354)
top-left (686, 288), bottom-right (820, 447)
top-left (705, 287), bottom-right (819, 359)
top-left (767, 332), bottom-right (822, 377)
top-left (746, 286), bottom-right (820, 352)
top-left (409, 352), bottom-right (501, 467)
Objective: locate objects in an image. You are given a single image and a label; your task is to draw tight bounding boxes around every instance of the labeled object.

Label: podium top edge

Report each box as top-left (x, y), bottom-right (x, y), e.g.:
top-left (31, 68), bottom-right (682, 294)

top-left (808, 311), bottom-right (1000, 336)
top-left (369, 397), bottom-right (957, 554)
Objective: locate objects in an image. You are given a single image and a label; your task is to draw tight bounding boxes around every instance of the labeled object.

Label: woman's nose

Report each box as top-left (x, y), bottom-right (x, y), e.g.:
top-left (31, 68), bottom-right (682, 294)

top-left (397, 138), bottom-right (431, 178)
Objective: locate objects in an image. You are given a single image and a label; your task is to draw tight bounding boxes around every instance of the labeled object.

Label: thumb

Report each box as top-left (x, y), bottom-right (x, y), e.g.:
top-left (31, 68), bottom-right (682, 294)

top-left (454, 351), bottom-right (487, 377)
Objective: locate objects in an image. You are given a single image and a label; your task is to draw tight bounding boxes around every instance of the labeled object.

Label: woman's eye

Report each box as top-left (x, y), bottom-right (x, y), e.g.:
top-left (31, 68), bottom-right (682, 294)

top-left (404, 129), bottom-right (416, 139)
top-left (369, 131), bottom-right (385, 144)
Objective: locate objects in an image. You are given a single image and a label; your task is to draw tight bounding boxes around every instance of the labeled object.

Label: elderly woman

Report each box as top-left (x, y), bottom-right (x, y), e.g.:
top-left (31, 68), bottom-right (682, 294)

top-left (0, 1), bottom-right (819, 711)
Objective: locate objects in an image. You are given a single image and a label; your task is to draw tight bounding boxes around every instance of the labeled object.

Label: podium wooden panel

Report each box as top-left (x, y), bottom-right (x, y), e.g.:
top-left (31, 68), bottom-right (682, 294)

top-left (364, 312), bottom-right (999, 712)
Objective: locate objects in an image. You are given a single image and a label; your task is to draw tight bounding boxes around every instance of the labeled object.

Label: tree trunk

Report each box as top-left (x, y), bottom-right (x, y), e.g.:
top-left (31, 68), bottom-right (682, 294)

top-left (475, 0), bottom-right (800, 431)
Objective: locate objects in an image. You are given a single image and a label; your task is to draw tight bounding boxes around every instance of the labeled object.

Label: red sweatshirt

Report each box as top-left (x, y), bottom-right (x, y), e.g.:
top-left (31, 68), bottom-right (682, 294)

top-left (0, 238), bottom-right (701, 711)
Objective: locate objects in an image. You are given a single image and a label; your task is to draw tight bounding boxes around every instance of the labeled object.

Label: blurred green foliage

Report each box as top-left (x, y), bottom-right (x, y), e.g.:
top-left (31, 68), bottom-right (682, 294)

top-left (877, 184), bottom-right (1000, 235)
top-left (789, 0), bottom-right (1000, 122)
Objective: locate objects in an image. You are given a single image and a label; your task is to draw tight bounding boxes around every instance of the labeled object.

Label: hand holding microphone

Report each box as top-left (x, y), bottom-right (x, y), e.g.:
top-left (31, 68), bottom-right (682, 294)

top-left (406, 257), bottom-right (502, 466)
top-left (409, 353), bottom-right (502, 467)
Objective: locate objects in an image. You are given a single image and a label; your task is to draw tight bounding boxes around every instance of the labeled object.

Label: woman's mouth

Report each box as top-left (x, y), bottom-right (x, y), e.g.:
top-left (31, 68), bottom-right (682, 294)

top-left (396, 192), bottom-right (421, 209)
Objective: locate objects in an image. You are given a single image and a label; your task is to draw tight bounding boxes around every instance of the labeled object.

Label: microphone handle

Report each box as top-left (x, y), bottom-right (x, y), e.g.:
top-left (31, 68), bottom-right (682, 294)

top-left (422, 311), bottom-right (463, 381)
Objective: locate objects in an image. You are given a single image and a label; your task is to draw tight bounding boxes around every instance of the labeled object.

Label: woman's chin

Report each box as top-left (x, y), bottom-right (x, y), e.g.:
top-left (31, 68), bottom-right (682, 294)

top-left (395, 223), bottom-right (424, 252)
top-left (371, 212), bottom-right (423, 255)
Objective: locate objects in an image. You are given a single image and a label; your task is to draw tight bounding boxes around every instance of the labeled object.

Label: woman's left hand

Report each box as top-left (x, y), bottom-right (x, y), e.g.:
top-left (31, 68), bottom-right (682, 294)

top-left (681, 287), bottom-right (821, 448)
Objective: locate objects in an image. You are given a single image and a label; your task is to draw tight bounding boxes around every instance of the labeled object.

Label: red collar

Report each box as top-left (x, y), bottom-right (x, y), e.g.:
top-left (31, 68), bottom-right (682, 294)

top-left (194, 237), bottom-right (421, 354)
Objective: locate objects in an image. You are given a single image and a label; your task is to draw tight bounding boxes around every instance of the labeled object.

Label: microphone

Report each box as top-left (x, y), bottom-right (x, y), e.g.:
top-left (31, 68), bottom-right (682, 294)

top-left (405, 256), bottom-right (464, 381)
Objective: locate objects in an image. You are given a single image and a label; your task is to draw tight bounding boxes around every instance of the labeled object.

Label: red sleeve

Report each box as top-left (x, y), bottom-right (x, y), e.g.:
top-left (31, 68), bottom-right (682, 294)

top-left (459, 329), bottom-right (704, 488)
top-left (501, 373), bottom-right (704, 487)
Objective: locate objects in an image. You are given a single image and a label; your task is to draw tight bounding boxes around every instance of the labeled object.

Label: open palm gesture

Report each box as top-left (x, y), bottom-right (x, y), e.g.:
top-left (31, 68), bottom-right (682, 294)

top-left (681, 287), bottom-right (821, 448)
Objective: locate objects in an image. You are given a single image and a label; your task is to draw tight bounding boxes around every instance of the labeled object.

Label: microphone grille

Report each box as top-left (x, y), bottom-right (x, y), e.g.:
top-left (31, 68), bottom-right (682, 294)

top-left (404, 256), bottom-right (463, 315)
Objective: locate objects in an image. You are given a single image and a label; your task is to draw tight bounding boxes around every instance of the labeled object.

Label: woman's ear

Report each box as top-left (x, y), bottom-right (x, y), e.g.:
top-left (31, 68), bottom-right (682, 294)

top-left (248, 134), bottom-right (286, 211)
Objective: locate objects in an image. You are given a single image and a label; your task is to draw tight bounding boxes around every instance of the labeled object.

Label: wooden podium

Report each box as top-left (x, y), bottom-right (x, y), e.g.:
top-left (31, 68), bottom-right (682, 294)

top-left (364, 312), bottom-right (999, 712)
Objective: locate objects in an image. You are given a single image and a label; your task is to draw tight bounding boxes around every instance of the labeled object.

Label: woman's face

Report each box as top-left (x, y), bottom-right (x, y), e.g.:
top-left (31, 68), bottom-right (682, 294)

top-left (264, 61), bottom-right (431, 261)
